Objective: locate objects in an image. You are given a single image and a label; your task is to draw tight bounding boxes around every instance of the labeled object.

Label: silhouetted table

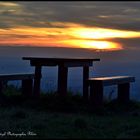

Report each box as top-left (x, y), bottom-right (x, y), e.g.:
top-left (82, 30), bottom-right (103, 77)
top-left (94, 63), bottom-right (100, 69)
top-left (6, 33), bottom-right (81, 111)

top-left (22, 57), bottom-right (100, 99)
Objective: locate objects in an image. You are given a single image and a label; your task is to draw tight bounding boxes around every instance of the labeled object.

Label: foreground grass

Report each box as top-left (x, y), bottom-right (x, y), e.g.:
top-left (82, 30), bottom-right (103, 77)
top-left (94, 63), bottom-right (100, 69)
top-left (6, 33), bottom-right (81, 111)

top-left (0, 85), bottom-right (140, 138)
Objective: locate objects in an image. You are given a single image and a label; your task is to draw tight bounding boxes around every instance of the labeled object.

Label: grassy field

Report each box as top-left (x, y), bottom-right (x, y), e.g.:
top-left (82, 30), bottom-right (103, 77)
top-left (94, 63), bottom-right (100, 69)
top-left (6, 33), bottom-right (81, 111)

top-left (0, 85), bottom-right (140, 139)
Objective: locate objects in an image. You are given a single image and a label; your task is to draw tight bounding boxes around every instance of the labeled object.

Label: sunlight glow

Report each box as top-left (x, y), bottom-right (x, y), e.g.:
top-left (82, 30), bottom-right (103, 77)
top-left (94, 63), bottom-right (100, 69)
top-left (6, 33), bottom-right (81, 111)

top-left (59, 40), bottom-right (122, 50)
top-left (1, 23), bottom-right (140, 51)
top-left (71, 28), bottom-right (140, 39)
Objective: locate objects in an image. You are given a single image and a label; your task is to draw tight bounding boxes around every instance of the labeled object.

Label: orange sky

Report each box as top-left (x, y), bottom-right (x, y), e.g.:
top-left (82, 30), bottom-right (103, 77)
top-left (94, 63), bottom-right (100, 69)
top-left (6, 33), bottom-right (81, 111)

top-left (1, 2), bottom-right (140, 51)
top-left (1, 23), bottom-right (140, 51)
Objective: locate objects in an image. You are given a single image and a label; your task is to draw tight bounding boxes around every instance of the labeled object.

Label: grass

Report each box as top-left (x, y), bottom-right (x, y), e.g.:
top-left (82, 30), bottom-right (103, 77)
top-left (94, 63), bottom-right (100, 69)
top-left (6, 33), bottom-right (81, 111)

top-left (0, 85), bottom-right (140, 138)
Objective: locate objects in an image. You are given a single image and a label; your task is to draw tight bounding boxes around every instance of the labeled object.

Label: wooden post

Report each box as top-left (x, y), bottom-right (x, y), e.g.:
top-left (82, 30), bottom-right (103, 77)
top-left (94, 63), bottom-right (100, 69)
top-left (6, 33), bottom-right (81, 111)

top-left (118, 83), bottom-right (130, 103)
top-left (83, 66), bottom-right (89, 100)
top-left (58, 65), bottom-right (68, 97)
top-left (22, 79), bottom-right (33, 98)
top-left (0, 81), bottom-right (3, 95)
top-left (90, 81), bottom-right (103, 108)
top-left (33, 66), bottom-right (42, 97)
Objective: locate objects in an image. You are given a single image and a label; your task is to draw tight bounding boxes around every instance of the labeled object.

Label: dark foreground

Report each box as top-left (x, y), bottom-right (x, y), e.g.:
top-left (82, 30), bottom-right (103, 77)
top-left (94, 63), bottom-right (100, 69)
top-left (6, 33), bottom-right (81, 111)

top-left (0, 85), bottom-right (140, 139)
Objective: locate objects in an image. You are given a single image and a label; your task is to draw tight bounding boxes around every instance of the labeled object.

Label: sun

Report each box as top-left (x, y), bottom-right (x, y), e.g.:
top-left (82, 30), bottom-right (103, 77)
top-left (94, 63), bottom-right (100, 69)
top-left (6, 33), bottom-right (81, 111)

top-left (60, 40), bottom-right (122, 51)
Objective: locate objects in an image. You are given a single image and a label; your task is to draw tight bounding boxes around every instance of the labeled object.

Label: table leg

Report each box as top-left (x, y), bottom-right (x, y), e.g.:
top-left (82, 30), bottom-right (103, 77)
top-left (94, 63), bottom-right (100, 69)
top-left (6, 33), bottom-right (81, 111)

top-left (83, 66), bottom-right (89, 100)
top-left (22, 79), bottom-right (33, 98)
top-left (90, 81), bottom-right (103, 108)
top-left (118, 83), bottom-right (130, 103)
top-left (33, 66), bottom-right (42, 97)
top-left (58, 65), bottom-right (68, 96)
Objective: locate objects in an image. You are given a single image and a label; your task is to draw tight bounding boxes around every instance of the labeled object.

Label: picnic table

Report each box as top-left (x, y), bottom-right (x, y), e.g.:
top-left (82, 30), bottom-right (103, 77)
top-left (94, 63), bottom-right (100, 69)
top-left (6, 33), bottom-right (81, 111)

top-left (22, 57), bottom-right (100, 99)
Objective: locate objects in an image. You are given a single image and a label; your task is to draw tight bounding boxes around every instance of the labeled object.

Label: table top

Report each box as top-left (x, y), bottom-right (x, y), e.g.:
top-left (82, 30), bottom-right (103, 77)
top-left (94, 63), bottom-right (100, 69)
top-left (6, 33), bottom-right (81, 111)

top-left (22, 57), bottom-right (100, 67)
top-left (23, 57), bottom-right (100, 61)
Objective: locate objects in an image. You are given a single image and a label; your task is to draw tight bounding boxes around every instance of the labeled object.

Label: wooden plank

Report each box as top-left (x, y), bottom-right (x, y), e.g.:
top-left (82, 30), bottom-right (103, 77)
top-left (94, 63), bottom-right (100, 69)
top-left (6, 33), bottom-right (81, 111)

top-left (23, 57), bottom-right (100, 67)
top-left (30, 60), bottom-right (96, 67)
top-left (88, 76), bottom-right (135, 86)
top-left (0, 73), bottom-right (34, 81)
top-left (22, 57), bottom-right (100, 62)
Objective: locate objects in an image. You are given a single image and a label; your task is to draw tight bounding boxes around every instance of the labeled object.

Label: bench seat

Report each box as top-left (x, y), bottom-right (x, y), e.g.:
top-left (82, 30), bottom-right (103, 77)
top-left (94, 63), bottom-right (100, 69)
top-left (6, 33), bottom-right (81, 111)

top-left (0, 73), bottom-right (34, 81)
top-left (88, 76), bottom-right (135, 86)
top-left (0, 73), bottom-right (34, 98)
top-left (88, 76), bottom-right (135, 108)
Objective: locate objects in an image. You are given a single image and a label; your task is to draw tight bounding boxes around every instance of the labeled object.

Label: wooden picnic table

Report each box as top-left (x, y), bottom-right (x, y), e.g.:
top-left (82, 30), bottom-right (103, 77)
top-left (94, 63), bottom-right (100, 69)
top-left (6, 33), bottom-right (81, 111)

top-left (22, 57), bottom-right (100, 99)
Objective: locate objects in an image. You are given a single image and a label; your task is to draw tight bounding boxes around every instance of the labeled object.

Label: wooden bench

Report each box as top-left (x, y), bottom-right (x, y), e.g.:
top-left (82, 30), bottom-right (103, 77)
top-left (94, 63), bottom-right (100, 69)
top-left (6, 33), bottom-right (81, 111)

top-left (88, 76), bottom-right (135, 108)
top-left (0, 73), bottom-right (34, 98)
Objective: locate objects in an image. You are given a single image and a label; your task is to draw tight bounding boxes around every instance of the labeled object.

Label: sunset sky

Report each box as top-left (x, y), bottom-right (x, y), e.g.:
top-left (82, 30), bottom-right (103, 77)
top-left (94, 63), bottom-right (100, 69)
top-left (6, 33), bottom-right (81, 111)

top-left (0, 1), bottom-right (140, 51)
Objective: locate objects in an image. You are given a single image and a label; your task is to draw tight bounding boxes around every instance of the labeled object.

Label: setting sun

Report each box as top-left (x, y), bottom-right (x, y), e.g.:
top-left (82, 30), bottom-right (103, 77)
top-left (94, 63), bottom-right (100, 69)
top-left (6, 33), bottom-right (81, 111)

top-left (59, 39), bottom-right (122, 50)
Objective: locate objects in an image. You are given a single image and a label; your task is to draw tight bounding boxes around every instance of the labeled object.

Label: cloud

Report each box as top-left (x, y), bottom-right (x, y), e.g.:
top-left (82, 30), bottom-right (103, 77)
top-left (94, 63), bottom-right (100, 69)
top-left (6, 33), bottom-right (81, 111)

top-left (1, 1), bottom-right (140, 30)
top-left (0, 2), bottom-right (19, 7)
top-left (0, 1), bottom-right (22, 14)
top-left (0, 1), bottom-right (140, 50)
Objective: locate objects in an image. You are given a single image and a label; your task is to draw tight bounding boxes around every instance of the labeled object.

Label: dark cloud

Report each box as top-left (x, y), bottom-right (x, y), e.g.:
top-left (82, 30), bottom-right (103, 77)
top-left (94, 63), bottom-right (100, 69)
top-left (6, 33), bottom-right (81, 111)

top-left (107, 37), bottom-right (140, 51)
top-left (0, 1), bottom-right (140, 30)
